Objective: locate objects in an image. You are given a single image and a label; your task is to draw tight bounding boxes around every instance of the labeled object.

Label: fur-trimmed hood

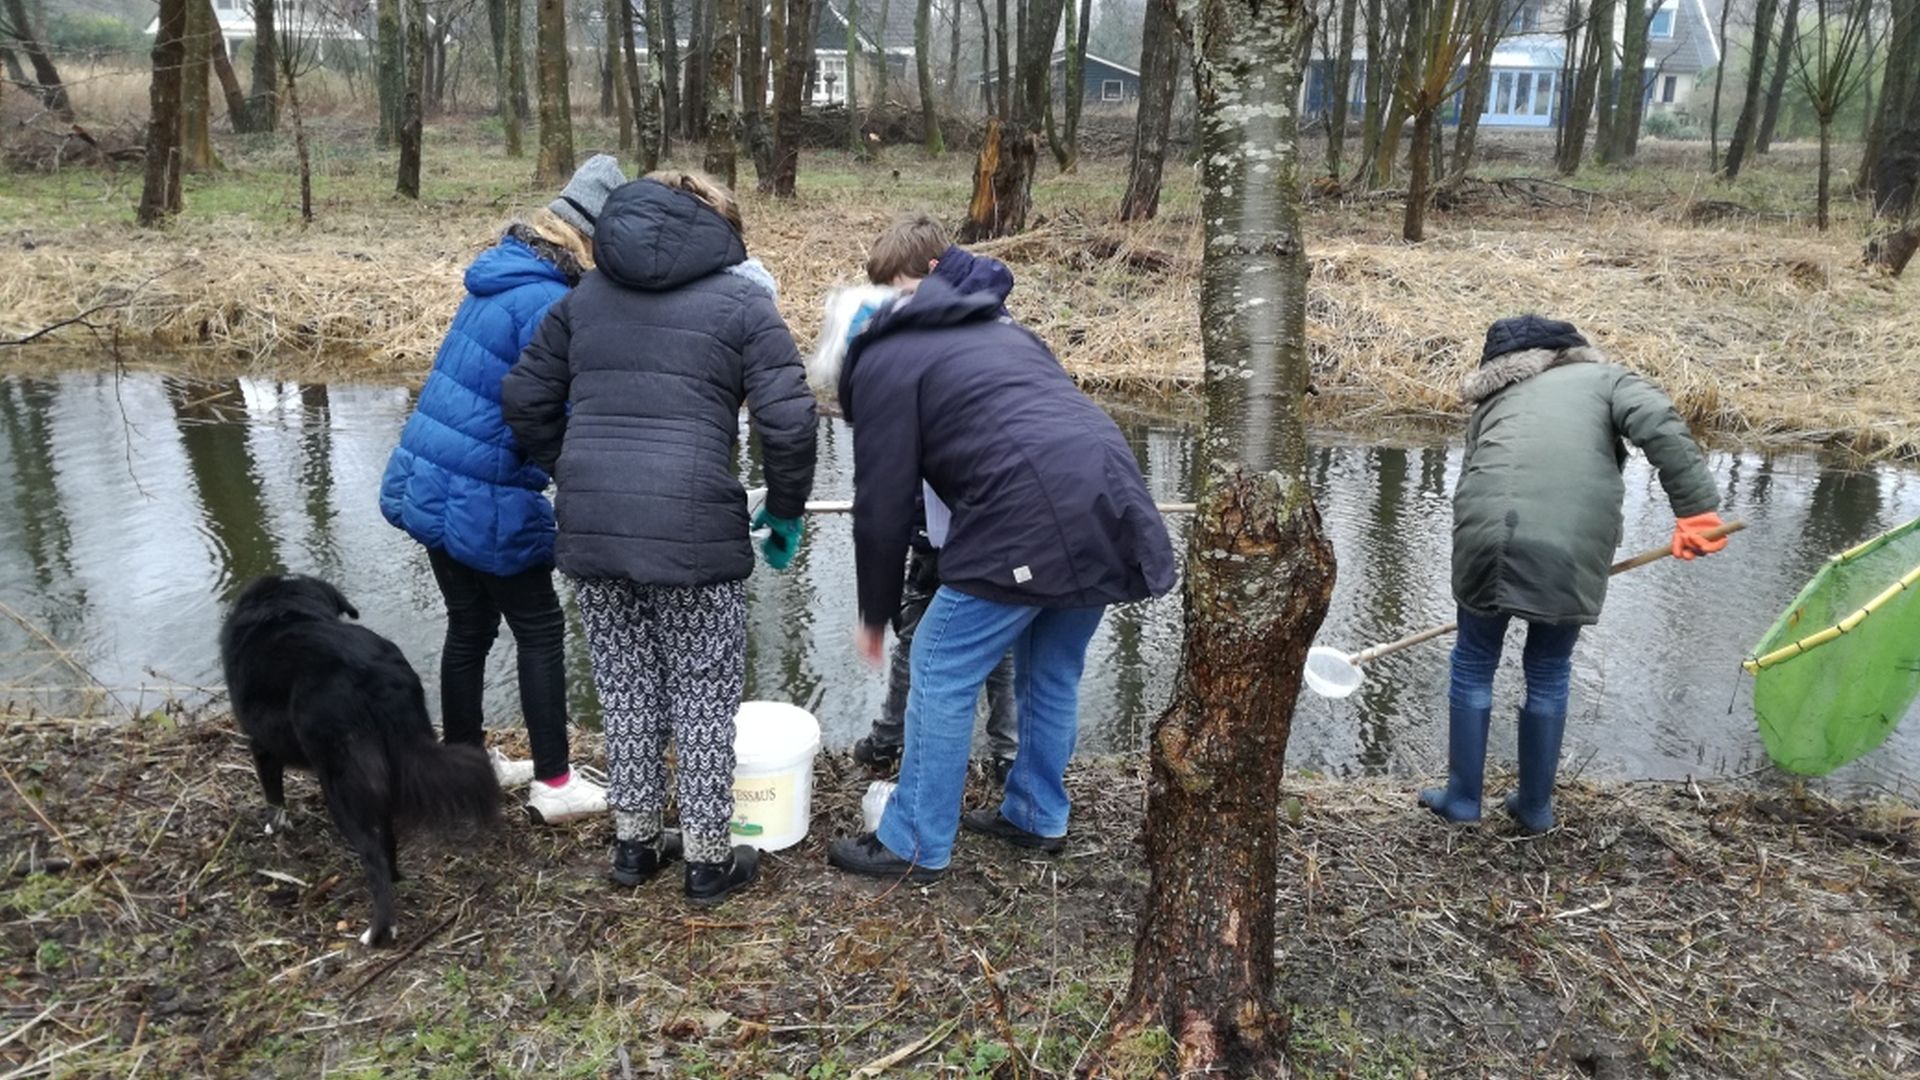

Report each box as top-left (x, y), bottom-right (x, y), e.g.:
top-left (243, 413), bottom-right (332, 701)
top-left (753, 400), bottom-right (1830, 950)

top-left (1461, 345), bottom-right (1606, 405)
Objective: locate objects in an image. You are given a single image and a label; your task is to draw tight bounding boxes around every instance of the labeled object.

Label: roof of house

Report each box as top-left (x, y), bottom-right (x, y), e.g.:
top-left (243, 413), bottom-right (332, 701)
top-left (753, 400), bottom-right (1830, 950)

top-left (1050, 50), bottom-right (1141, 78)
top-left (820, 0), bottom-right (916, 54)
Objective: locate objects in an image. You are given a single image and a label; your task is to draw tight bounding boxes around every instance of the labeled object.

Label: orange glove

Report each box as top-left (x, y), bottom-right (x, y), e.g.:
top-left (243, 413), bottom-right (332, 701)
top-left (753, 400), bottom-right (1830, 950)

top-left (1672, 512), bottom-right (1728, 560)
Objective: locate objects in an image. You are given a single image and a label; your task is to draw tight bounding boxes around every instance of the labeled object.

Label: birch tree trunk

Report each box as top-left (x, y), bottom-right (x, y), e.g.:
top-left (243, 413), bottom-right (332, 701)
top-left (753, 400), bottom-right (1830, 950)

top-left (1116, 0), bottom-right (1336, 1071)
top-left (139, 0), bottom-right (187, 226)
top-left (535, 0), bottom-right (575, 184)
top-left (626, 0), bottom-right (660, 170)
top-left (704, 0), bottom-right (739, 186)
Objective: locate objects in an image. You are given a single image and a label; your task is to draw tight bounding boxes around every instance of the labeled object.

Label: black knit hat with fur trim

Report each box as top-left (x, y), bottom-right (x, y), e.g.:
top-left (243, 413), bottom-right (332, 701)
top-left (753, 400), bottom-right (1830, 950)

top-left (1481, 315), bottom-right (1589, 365)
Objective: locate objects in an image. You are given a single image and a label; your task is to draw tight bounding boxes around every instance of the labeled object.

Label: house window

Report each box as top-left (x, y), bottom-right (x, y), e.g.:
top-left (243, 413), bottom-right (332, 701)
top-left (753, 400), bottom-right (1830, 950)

top-left (1101, 79), bottom-right (1124, 102)
top-left (215, 0), bottom-right (236, 9)
top-left (1506, 3), bottom-right (1541, 32)
top-left (1650, 4), bottom-right (1675, 37)
top-left (1533, 72), bottom-right (1554, 116)
top-left (1661, 74), bottom-right (1678, 103)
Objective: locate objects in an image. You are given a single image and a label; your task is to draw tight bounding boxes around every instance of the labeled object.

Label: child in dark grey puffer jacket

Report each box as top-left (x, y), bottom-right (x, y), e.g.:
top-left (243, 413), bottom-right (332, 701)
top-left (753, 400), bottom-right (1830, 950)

top-left (503, 172), bottom-right (817, 908)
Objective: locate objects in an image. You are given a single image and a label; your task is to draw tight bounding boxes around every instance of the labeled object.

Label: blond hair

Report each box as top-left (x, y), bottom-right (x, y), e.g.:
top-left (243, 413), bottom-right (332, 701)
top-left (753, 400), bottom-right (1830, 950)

top-left (524, 207), bottom-right (596, 271)
top-left (644, 169), bottom-right (745, 236)
top-left (865, 213), bottom-right (949, 285)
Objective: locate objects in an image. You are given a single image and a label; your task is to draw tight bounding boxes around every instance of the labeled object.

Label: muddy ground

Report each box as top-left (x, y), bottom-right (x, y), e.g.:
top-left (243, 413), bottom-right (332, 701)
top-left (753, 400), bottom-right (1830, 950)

top-left (3, 709), bottom-right (1915, 1078)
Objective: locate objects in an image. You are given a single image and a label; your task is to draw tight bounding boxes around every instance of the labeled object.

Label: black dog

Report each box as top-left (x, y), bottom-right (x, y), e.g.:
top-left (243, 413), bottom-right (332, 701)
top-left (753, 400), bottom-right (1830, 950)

top-left (220, 574), bottom-right (498, 947)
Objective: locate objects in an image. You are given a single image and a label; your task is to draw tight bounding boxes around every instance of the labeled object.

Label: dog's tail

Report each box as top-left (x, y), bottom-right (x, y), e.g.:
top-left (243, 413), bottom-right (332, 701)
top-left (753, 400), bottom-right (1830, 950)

top-left (392, 740), bottom-right (500, 830)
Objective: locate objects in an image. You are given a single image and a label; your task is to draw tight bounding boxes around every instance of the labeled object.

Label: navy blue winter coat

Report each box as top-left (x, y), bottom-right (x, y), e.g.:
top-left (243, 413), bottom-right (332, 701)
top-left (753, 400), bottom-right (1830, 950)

top-left (380, 235), bottom-right (567, 577)
top-left (841, 275), bottom-right (1177, 627)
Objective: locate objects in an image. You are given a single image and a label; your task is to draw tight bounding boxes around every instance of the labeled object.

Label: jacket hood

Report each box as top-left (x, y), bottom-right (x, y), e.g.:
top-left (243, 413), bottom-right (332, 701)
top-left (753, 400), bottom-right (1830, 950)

top-left (592, 179), bottom-right (748, 291)
top-left (838, 276), bottom-right (1004, 425)
top-left (930, 245), bottom-right (1014, 310)
top-left (1462, 345), bottom-right (1604, 404)
top-left (465, 235), bottom-right (571, 296)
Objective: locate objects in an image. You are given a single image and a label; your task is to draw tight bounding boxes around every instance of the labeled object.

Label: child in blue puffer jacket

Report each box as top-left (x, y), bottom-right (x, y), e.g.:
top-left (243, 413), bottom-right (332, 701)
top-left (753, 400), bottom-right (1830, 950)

top-left (379, 155), bottom-right (625, 827)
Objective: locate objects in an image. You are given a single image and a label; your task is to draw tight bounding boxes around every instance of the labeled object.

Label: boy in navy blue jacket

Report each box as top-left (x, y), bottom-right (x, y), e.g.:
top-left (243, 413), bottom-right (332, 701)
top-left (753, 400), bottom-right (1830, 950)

top-left (814, 216), bottom-right (1176, 882)
top-left (848, 216), bottom-right (1018, 784)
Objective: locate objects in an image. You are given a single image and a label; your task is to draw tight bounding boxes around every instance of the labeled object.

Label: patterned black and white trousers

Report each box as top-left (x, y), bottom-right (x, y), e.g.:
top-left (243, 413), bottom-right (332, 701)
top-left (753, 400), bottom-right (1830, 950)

top-left (571, 577), bottom-right (748, 865)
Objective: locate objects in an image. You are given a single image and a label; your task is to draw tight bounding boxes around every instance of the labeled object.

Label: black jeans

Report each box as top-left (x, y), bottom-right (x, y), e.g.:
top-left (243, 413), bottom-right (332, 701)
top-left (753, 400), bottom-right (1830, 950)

top-left (427, 549), bottom-right (571, 781)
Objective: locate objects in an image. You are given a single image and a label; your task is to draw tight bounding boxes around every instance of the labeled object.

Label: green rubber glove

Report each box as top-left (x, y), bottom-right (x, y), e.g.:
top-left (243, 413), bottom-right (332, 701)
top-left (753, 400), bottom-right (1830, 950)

top-left (753, 507), bottom-right (805, 571)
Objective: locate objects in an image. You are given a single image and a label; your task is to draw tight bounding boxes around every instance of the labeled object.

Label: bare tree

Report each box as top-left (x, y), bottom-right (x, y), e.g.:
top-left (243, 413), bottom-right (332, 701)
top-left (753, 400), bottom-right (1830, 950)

top-left (1707, 0), bottom-right (1734, 169)
top-left (956, 0), bottom-right (1061, 238)
top-left (1062, 0), bottom-right (1094, 169)
top-left (845, 0), bottom-right (861, 152)
top-left (207, 1), bottom-right (252, 132)
top-left (917, 0), bottom-right (945, 153)
top-left (625, 0), bottom-right (660, 169)
top-left (247, 0), bottom-right (278, 132)
top-left (659, 0), bottom-right (682, 148)
top-left (1758, 0), bottom-right (1803, 152)
top-left (1558, 0), bottom-right (1611, 173)
top-left (1400, 0), bottom-right (1494, 241)
top-left (0, 0), bottom-right (72, 121)
top-left (1863, 2), bottom-right (1919, 274)
top-left (647, 0), bottom-right (674, 156)
top-left (1792, 0), bottom-right (1876, 229)
top-left (743, 0), bottom-right (775, 180)
top-left (1859, 0), bottom-right (1911, 183)
top-left (705, 0), bottom-right (739, 185)
top-left (398, 0), bottom-right (428, 198)
top-left (182, 0), bottom-right (220, 170)
top-left (512, 0), bottom-right (531, 121)
top-left (875, 0), bottom-right (892, 105)
top-left (139, 0), bottom-right (189, 226)
top-left (772, 0), bottom-right (817, 195)
top-left (1116, 0), bottom-right (1336, 1071)
top-left (1600, 0), bottom-right (1659, 164)
top-left (1325, 0), bottom-right (1359, 176)
top-left (1445, 0), bottom-right (1513, 190)
top-left (1119, 0), bottom-right (1179, 219)
top-left (536, 0), bottom-right (576, 183)
top-left (1724, 0), bottom-right (1782, 178)
top-left (490, 0), bottom-right (524, 154)
top-left (377, 0), bottom-right (404, 145)
top-left (280, 31), bottom-right (315, 222)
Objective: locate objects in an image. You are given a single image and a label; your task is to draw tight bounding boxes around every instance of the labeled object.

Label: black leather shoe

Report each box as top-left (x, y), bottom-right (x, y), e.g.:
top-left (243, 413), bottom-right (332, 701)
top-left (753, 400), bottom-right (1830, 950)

top-left (685, 845), bottom-right (760, 908)
top-left (610, 831), bottom-right (683, 887)
top-left (961, 809), bottom-right (1065, 853)
top-left (827, 832), bottom-right (945, 883)
top-left (852, 737), bottom-right (901, 772)
top-left (990, 756), bottom-right (1015, 786)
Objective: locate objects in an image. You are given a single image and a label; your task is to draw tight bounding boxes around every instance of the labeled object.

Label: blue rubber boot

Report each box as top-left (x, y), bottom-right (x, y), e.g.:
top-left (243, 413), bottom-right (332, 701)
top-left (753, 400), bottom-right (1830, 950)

top-left (1504, 705), bottom-right (1567, 834)
top-left (1418, 703), bottom-right (1491, 823)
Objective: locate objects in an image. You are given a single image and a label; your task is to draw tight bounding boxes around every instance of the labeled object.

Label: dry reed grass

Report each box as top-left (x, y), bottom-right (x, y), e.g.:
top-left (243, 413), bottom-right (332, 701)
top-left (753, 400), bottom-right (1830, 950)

top-left (4, 178), bottom-right (1916, 455)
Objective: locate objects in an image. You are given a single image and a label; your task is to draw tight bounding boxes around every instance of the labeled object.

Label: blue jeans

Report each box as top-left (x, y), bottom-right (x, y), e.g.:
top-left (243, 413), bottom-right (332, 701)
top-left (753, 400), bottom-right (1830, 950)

top-left (877, 588), bottom-right (1105, 869)
top-left (1448, 607), bottom-right (1582, 716)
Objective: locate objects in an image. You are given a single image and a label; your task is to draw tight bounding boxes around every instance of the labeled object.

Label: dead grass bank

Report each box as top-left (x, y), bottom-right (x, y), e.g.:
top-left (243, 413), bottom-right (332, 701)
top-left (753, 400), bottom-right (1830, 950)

top-left (2, 146), bottom-right (1916, 456)
top-left (4, 710), bottom-right (1915, 1078)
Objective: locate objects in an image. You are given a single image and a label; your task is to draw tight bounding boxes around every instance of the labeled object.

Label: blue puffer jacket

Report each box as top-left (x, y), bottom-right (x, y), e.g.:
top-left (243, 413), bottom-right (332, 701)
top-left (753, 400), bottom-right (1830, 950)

top-left (380, 236), bottom-right (569, 576)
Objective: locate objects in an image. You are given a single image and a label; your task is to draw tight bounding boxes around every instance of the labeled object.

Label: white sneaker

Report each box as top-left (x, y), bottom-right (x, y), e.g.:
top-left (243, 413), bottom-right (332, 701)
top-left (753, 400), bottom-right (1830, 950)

top-left (489, 747), bottom-right (536, 789)
top-left (525, 772), bottom-right (608, 825)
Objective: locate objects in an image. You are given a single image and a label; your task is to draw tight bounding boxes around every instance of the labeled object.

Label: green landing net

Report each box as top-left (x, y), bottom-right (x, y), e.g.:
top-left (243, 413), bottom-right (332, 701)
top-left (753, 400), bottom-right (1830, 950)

top-left (1744, 516), bottom-right (1920, 776)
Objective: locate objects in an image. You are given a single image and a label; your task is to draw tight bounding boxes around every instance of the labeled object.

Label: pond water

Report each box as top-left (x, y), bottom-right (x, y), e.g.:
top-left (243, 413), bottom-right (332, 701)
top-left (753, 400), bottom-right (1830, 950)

top-left (2, 371), bottom-right (1915, 793)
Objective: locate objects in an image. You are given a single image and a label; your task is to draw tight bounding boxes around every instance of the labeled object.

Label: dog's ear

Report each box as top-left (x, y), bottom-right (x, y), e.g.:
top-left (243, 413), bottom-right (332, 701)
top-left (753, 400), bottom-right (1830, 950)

top-left (319, 580), bottom-right (360, 620)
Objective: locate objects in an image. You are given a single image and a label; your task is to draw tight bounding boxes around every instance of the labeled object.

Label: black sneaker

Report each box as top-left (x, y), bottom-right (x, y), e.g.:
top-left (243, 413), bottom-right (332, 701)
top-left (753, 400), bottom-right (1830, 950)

top-left (826, 832), bottom-right (945, 884)
top-left (610, 830), bottom-right (683, 887)
top-left (961, 809), bottom-right (1065, 854)
top-left (990, 756), bottom-right (1015, 785)
top-left (685, 845), bottom-right (760, 908)
top-left (852, 737), bottom-right (901, 772)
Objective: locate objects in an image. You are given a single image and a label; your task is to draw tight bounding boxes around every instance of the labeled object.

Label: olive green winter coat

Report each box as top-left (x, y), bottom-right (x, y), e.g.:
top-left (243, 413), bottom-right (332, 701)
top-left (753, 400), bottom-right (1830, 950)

top-left (1452, 346), bottom-right (1720, 625)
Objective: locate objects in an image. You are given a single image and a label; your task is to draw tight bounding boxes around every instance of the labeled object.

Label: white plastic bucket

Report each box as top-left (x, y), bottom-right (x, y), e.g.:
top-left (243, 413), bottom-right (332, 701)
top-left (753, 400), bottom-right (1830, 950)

top-left (729, 701), bottom-right (821, 852)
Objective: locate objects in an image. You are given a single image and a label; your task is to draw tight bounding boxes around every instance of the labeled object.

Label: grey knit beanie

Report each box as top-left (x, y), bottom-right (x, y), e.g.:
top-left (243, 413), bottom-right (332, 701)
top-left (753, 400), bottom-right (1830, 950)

top-left (548, 154), bottom-right (626, 238)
